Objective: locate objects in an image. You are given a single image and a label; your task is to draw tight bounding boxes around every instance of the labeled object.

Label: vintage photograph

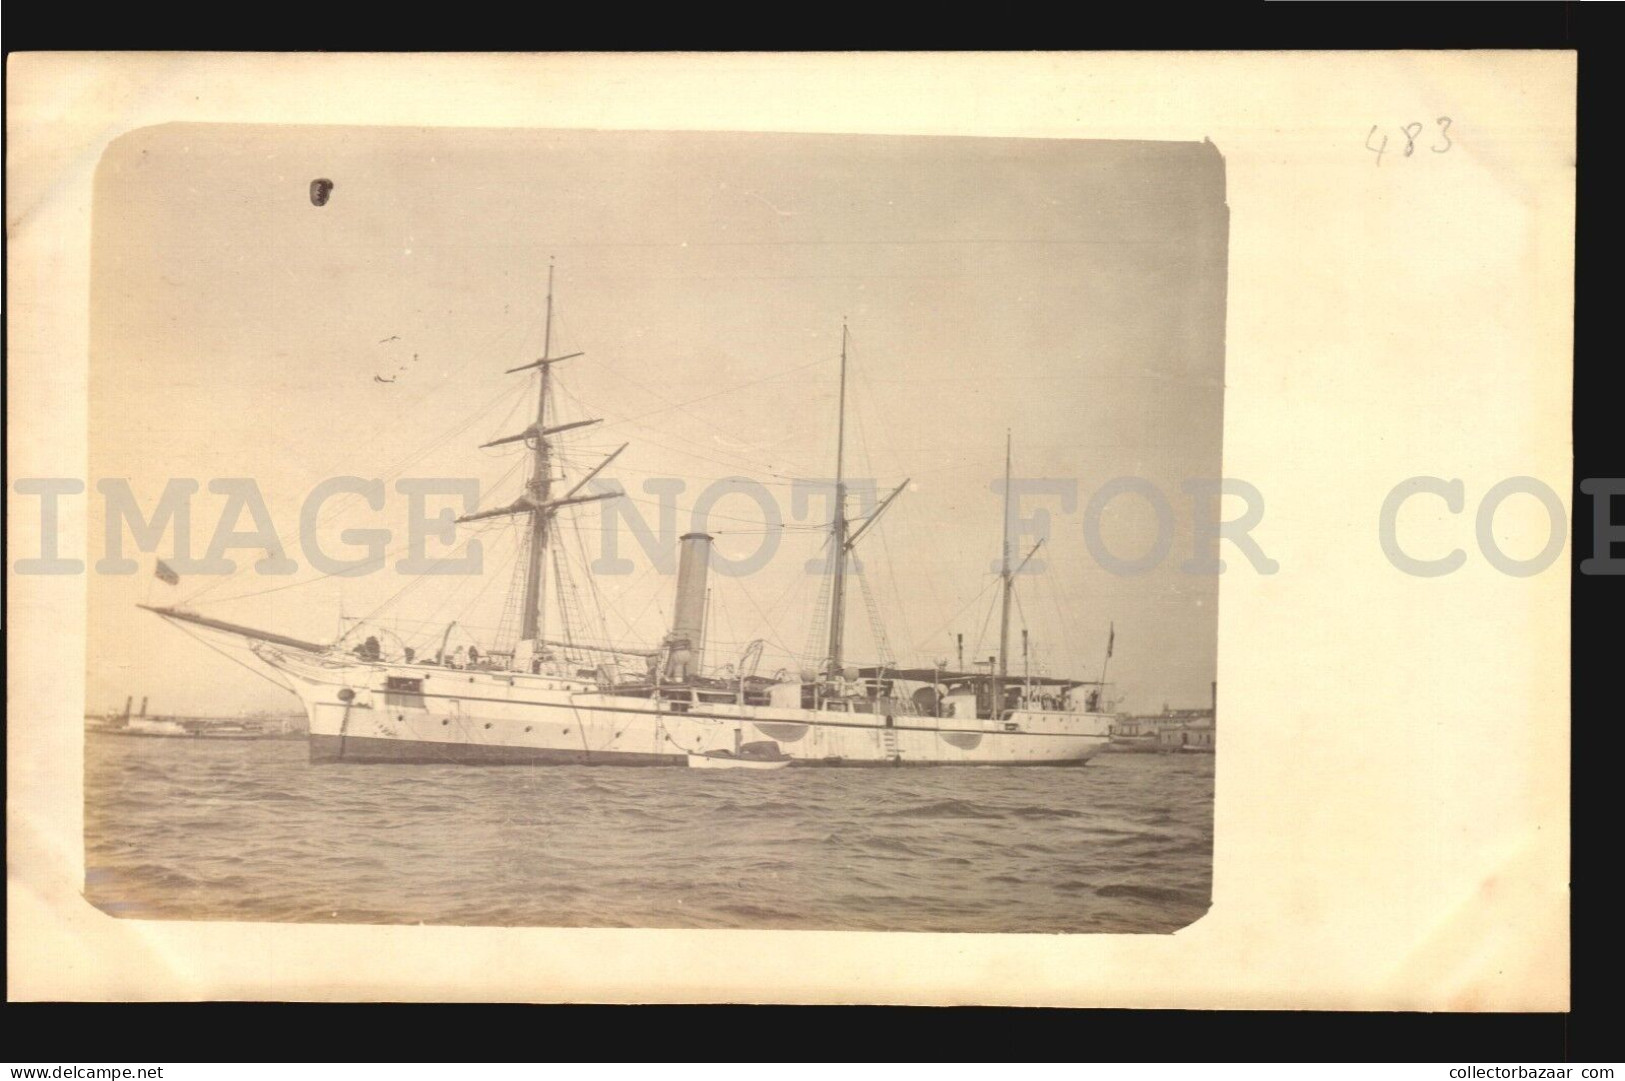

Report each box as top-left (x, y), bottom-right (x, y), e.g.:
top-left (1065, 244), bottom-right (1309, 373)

top-left (83, 124), bottom-right (1226, 933)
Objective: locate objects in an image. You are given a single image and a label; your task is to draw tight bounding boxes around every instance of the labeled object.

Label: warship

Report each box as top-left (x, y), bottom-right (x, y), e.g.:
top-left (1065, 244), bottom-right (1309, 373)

top-left (144, 268), bottom-right (1114, 766)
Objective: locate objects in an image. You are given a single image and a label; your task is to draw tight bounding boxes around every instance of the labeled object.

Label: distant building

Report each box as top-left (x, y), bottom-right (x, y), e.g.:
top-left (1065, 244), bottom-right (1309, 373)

top-left (1107, 713), bottom-right (1161, 752)
top-left (1112, 699), bottom-right (1216, 754)
top-left (1110, 715), bottom-right (1158, 738)
top-left (1157, 717), bottom-right (1215, 753)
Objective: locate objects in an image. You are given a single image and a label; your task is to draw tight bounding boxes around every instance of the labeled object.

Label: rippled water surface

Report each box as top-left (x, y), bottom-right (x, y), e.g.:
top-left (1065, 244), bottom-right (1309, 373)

top-left (85, 736), bottom-right (1212, 933)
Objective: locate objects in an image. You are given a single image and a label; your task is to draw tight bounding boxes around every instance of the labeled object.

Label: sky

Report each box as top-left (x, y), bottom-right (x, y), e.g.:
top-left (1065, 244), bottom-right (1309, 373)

top-left (88, 124), bottom-right (1227, 717)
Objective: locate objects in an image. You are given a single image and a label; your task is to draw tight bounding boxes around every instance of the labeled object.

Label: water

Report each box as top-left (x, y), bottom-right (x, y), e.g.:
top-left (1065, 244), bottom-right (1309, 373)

top-left (85, 736), bottom-right (1213, 933)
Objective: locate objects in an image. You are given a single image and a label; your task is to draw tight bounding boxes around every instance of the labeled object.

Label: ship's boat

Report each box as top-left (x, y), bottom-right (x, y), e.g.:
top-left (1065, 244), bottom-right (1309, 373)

top-left (142, 267), bottom-right (1115, 767)
top-left (687, 747), bottom-right (793, 771)
top-left (686, 733), bottom-right (792, 770)
top-left (687, 755), bottom-right (792, 770)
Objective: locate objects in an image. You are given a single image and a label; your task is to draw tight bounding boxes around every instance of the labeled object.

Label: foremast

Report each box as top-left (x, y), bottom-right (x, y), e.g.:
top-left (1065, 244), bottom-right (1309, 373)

top-left (456, 260), bottom-right (624, 663)
top-left (520, 266), bottom-right (557, 642)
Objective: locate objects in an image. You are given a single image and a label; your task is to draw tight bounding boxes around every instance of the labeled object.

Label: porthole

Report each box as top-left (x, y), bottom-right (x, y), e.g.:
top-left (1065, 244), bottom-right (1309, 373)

top-left (484, 723), bottom-right (492, 730)
top-left (525, 726), bottom-right (532, 733)
top-left (441, 719), bottom-right (449, 726)
top-left (562, 728), bottom-right (570, 735)
top-left (397, 714), bottom-right (404, 722)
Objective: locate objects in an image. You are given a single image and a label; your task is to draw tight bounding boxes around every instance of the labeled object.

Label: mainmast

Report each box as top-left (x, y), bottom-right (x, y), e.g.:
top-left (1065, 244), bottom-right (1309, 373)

top-left (817, 323), bottom-right (909, 682)
top-left (826, 323), bottom-right (850, 674)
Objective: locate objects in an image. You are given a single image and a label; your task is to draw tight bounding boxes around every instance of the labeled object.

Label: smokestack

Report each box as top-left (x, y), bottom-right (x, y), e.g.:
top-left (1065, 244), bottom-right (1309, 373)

top-left (123, 696), bottom-right (133, 721)
top-left (665, 532), bottom-right (713, 680)
top-left (139, 696), bottom-right (148, 717)
top-left (956, 633), bottom-right (963, 670)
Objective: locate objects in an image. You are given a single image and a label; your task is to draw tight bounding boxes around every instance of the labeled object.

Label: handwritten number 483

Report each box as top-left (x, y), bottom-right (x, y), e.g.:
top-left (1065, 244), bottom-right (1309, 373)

top-left (1367, 118), bottom-right (1452, 165)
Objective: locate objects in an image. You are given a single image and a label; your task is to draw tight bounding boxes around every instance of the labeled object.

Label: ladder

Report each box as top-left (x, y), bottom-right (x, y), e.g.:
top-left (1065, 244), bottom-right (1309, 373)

top-left (881, 720), bottom-right (901, 764)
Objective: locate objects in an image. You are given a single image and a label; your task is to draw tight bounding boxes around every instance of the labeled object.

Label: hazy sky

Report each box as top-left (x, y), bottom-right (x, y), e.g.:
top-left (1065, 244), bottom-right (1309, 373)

top-left (88, 124), bottom-right (1226, 716)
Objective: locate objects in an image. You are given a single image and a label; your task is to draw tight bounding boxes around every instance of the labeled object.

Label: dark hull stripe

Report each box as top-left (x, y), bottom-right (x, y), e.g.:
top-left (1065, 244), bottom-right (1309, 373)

top-left (310, 733), bottom-right (1096, 767)
top-left (314, 733), bottom-right (678, 765)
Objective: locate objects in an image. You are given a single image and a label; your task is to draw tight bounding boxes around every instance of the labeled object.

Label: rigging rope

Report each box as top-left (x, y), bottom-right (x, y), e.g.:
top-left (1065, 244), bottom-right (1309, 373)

top-left (492, 523), bottom-right (529, 656)
top-left (556, 302), bottom-right (821, 480)
top-left (873, 514), bottom-right (919, 666)
top-left (567, 507), bottom-right (617, 649)
top-left (179, 381), bottom-right (531, 609)
top-left (598, 352), bottom-right (830, 436)
top-left (196, 449), bottom-right (527, 608)
top-left (169, 619), bottom-right (297, 696)
top-left (856, 567), bottom-right (896, 668)
top-left (910, 571), bottom-right (1000, 658)
top-left (728, 570), bottom-right (804, 671)
top-left (970, 583), bottom-right (999, 668)
top-left (800, 535), bottom-right (835, 671)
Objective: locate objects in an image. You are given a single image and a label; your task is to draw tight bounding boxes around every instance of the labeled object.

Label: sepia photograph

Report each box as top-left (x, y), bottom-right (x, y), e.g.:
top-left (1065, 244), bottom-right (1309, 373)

top-left (81, 125), bottom-right (1225, 933)
top-left (9, 50), bottom-right (1572, 1012)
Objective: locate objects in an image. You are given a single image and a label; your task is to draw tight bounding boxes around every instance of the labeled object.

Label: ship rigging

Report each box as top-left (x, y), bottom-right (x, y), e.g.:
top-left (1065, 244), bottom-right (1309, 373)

top-left (143, 266), bottom-right (1115, 766)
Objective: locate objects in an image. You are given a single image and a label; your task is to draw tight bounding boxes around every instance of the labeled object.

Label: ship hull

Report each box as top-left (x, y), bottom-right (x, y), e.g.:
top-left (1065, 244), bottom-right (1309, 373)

top-left (309, 732), bottom-right (678, 765)
top-left (307, 732), bottom-right (1099, 766)
top-left (260, 648), bottom-right (1113, 768)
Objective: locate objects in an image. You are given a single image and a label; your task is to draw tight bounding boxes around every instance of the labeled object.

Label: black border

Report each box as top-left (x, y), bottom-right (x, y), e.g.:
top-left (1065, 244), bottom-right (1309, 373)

top-left (0, 1004), bottom-right (1579, 1059)
top-left (3, 2), bottom-right (1602, 1064)
top-left (1568, 0), bottom-right (1611, 1066)
top-left (0, 4), bottom-right (1585, 53)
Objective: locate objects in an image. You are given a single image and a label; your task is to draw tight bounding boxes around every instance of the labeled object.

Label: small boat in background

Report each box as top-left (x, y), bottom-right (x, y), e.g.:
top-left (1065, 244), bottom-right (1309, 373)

top-left (87, 695), bottom-right (300, 740)
top-left (115, 717), bottom-right (192, 738)
top-left (93, 717), bottom-right (269, 740)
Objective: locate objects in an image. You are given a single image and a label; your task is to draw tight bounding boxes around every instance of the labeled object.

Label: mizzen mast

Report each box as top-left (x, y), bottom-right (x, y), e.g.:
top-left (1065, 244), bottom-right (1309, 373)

top-left (995, 429), bottom-right (1013, 716)
top-left (994, 432), bottom-right (1042, 719)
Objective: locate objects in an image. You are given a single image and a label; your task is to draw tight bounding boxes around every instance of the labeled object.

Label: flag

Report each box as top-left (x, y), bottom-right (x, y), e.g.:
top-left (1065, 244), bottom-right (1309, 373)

top-left (154, 559), bottom-right (179, 586)
top-left (1106, 622), bottom-right (1114, 659)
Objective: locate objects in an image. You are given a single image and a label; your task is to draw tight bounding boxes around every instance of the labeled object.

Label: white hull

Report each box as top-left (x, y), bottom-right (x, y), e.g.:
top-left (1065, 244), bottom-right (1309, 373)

top-left (257, 647), bottom-right (1113, 767)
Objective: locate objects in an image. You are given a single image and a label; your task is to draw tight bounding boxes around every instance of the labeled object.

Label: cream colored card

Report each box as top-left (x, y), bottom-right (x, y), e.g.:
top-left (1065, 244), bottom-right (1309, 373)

top-left (7, 52), bottom-right (1571, 1006)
